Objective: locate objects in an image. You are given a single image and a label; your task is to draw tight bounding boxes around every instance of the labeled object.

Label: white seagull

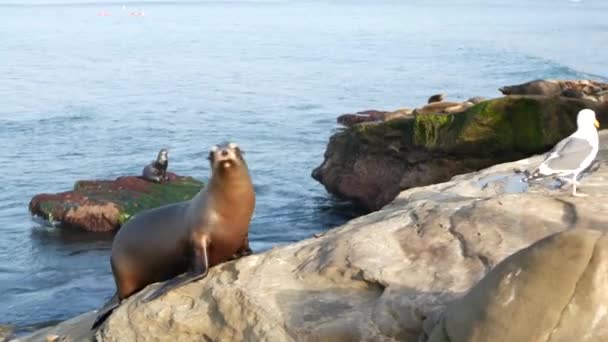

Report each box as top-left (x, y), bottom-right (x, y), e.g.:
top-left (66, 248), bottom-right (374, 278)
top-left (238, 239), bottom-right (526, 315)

top-left (528, 108), bottom-right (600, 196)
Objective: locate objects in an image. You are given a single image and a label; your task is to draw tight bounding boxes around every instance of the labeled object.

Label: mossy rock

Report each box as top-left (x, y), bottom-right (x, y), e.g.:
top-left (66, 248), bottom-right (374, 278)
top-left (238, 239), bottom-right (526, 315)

top-left (413, 95), bottom-right (603, 157)
top-left (313, 95), bottom-right (607, 210)
top-left (29, 172), bottom-right (204, 232)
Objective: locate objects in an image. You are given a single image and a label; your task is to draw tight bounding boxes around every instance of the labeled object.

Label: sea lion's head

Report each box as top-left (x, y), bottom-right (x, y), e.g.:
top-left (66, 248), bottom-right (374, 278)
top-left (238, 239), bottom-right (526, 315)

top-left (208, 142), bottom-right (247, 175)
top-left (157, 148), bottom-right (169, 162)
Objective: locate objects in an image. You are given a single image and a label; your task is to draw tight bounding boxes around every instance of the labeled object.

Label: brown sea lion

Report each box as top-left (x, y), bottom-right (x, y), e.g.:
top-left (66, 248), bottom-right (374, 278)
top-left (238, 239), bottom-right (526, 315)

top-left (427, 93), bottom-right (445, 103)
top-left (414, 101), bottom-right (470, 115)
top-left (142, 148), bottom-right (169, 182)
top-left (92, 142), bottom-right (255, 329)
top-left (499, 79), bottom-right (562, 96)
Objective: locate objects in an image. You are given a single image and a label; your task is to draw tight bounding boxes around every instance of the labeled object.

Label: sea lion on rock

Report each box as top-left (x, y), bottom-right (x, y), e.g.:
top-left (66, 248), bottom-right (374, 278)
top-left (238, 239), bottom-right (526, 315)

top-left (427, 93), bottom-right (445, 103)
top-left (466, 96), bottom-right (486, 104)
top-left (142, 148), bottom-right (169, 182)
top-left (92, 142), bottom-right (255, 329)
top-left (414, 101), bottom-right (473, 115)
top-left (499, 79), bottom-right (562, 96)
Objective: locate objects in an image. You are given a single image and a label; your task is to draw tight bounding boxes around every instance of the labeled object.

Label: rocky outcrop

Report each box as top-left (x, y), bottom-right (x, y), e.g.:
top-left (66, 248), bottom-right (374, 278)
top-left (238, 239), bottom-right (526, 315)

top-left (20, 131), bottom-right (608, 341)
top-left (314, 95), bottom-right (608, 211)
top-left (28, 173), bottom-right (203, 232)
top-left (500, 79), bottom-right (608, 102)
top-left (425, 228), bottom-right (608, 342)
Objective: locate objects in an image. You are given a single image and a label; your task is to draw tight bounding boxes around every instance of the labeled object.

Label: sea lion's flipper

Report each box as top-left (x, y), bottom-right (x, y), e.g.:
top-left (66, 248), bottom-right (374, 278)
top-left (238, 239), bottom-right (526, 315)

top-left (91, 293), bottom-right (120, 330)
top-left (230, 236), bottom-right (252, 260)
top-left (142, 237), bottom-right (210, 303)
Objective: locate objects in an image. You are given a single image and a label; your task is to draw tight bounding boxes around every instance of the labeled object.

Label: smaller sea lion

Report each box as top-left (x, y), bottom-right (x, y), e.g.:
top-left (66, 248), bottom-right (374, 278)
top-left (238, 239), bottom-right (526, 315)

top-left (427, 94), bottom-right (445, 103)
top-left (561, 88), bottom-right (585, 99)
top-left (142, 148), bottom-right (169, 182)
top-left (466, 96), bottom-right (486, 104)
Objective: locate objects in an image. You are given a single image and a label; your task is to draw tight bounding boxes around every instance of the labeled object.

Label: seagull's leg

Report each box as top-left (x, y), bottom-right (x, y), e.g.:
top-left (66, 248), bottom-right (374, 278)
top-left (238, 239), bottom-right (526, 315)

top-left (571, 174), bottom-right (588, 197)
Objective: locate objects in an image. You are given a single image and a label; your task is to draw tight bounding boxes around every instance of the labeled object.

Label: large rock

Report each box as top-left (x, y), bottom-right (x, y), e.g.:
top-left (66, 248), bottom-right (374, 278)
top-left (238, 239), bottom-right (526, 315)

top-left (19, 132), bottom-right (608, 342)
top-left (29, 172), bottom-right (203, 232)
top-left (313, 95), bottom-right (608, 211)
top-left (425, 228), bottom-right (608, 342)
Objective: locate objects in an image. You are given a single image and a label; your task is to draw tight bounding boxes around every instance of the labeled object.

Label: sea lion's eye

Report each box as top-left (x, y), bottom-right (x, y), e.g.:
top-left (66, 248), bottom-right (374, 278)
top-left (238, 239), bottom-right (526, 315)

top-left (207, 152), bottom-right (214, 161)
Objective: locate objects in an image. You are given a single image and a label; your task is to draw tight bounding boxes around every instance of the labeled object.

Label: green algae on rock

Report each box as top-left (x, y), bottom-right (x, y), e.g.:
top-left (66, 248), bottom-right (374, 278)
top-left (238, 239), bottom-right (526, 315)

top-left (29, 172), bottom-right (203, 232)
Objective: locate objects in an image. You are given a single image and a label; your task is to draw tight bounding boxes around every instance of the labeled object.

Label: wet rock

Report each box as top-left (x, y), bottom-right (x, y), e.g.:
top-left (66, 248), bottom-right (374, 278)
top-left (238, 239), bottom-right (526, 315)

top-left (29, 172), bottom-right (203, 232)
top-left (314, 95), bottom-right (608, 210)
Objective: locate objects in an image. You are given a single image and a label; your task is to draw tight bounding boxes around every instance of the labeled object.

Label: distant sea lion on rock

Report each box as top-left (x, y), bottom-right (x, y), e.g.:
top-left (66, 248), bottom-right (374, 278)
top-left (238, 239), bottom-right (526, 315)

top-left (414, 101), bottom-right (473, 115)
top-left (142, 148), bottom-right (169, 182)
top-left (499, 79), bottom-right (562, 97)
top-left (467, 96), bottom-right (486, 104)
top-left (427, 93), bottom-right (445, 103)
top-left (92, 142), bottom-right (255, 329)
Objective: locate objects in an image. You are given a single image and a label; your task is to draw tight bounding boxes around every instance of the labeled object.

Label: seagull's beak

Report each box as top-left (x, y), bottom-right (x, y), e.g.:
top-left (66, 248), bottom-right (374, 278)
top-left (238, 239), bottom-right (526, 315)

top-left (594, 120), bottom-right (600, 128)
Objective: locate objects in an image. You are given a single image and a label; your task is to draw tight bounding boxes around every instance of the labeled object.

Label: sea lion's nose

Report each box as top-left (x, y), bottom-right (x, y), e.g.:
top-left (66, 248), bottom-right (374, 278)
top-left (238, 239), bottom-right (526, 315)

top-left (221, 150), bottom-right (228, 157)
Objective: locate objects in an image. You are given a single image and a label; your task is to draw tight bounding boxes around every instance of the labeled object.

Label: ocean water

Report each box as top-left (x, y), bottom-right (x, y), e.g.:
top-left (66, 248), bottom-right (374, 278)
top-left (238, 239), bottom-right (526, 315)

top-left (1, 0), bottom-right (607, 333)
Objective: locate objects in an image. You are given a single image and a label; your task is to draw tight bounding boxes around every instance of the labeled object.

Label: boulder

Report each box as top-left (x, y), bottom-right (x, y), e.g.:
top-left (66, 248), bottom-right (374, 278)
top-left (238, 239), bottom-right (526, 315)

top-left (29, 172), bottom-right (203, 232)
top-left (313, 95), bottom-right (608, 210)
top-left (425, 228), bottom-right (608, 342)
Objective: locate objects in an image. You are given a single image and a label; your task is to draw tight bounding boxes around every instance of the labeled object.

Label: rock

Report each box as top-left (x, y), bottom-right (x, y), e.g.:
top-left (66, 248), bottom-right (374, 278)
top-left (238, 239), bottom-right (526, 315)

top-left (19, 131), bottom-right (608, 342)
top-left (313, 95), bottom-right (608, 210)
top-left (427, 94), bottom-right (445, 103)
top-left (29, 172), bottom-right (203, 232)
top-left (0, 325), bottom-right (14, 342)
top-left (424, 228), bottom-right (608, 342)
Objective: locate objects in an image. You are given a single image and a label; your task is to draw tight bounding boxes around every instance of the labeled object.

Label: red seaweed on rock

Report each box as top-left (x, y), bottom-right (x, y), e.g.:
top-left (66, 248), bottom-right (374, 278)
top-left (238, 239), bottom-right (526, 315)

top-left (28, 172), bottom-right (204, 232)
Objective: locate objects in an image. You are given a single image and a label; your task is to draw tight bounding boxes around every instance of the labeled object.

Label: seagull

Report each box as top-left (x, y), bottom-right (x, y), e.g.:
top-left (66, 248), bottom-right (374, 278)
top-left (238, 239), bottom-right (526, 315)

top-left (527, 108), bottom-right (600, 196)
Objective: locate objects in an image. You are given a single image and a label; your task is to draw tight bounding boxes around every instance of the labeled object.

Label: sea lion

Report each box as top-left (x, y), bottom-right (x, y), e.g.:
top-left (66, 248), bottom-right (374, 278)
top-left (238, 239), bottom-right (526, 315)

top-left (466, 96), bottom-right (486, 104)
top-left (427, 93), bottom-right (445, 103)
top-left (414, 101), bottom-right (470, 115)
top-left (142, 148), bottom-right (169, 182)
top-left (92, 142), bottom-right (255, 329)
top-left (499, 79), bottom-right (562, 96)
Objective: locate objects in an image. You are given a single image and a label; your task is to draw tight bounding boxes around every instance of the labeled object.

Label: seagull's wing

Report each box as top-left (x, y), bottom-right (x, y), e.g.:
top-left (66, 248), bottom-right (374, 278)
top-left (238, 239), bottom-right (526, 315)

top-left (544, 137), bottom-right (594, 172)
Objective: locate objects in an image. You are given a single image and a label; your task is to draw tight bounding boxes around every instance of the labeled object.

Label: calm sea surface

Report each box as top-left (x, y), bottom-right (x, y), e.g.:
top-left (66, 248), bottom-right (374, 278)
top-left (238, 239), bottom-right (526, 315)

top-left (0, 0), bottom-right (606, 333)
